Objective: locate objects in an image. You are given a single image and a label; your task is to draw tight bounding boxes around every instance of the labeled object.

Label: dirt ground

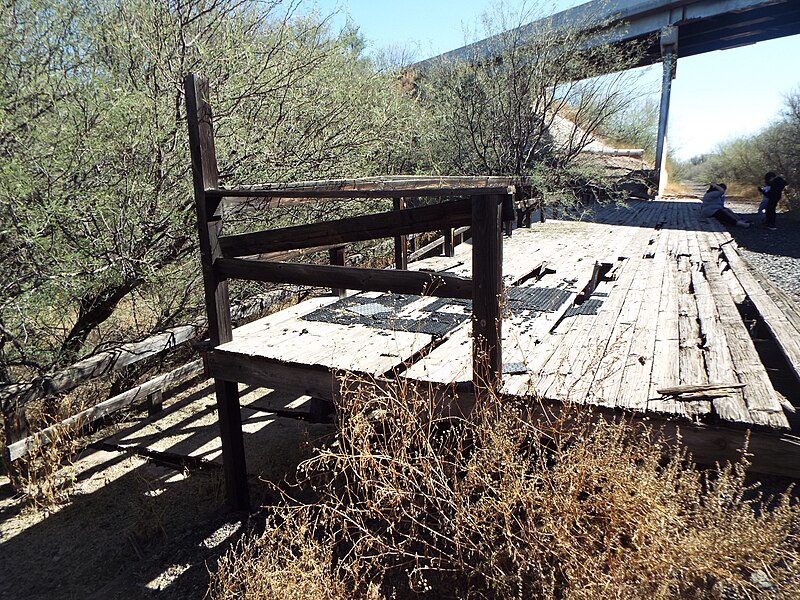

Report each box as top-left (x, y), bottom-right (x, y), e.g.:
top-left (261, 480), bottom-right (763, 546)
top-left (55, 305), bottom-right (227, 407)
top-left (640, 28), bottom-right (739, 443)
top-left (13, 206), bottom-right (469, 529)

top-left (0, 382), bottom-right (336, 600)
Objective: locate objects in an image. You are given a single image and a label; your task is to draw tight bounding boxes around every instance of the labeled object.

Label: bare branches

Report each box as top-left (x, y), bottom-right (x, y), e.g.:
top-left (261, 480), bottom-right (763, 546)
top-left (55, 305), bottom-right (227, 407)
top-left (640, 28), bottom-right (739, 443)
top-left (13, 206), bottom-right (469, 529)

top-left (418, 1), bottom-right (645, 197)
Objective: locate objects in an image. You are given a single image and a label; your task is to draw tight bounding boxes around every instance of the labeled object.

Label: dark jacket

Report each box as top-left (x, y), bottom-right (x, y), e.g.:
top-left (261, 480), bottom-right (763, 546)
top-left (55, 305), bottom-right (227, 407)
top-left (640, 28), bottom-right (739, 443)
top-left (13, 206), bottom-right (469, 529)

top-left (700, 189), bottom-right (726, 217)
top-left (766, 176), bottom-right (787, 201)
top-left (501, 195), bottom-right (514, 221)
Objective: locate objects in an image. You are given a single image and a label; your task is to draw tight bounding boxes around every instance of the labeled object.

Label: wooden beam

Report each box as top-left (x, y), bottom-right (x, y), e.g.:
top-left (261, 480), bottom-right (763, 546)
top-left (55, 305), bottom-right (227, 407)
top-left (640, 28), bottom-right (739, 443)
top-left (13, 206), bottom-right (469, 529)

top-left (256, 243), bottom-right (351, 263)
top-left (393, 198), bottom-right (408, 270)
top-left (146, 390), bottom-right (163, 417)
top-left (208, 354), bottom-right (338, 401)
top-left (0, 287), bottom-right (298, 447)
top-left (408, 226), bottom-right (470, 262)
top-left (216, 258), bottom-right (473, 299)
top-left (472, 194), bottom-right (504, 394)
top-left (719, 241), bottom-right (800, 386)
top-left (219, 198), bottom-right (472, 257)
top-left (207, 176), bottom-right (516, 200)
top-left (443, 227), bottom-right (455, 257)
top-left (5, 360), bottom-right (205, 463)
top-left (0, 325), bottom-right (200, 414)
top-left (185, 72), bottom-right (249, 510)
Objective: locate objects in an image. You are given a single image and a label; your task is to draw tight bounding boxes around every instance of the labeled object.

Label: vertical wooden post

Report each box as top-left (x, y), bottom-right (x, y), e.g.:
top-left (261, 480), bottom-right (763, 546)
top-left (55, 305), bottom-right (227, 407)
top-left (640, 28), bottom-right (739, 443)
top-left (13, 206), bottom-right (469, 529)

top-left (146, 390), bottom-right (163, 417)
top-left (472, 193), bottom-right (503, 396)
top-left (328, 246), bottom-right (346, 297)
top-left (393, 197), bottom-right (408, 269)
top-left (443, 226), bottom-right (455, 257)
top-left (185, 73), bottom-right (249, 511)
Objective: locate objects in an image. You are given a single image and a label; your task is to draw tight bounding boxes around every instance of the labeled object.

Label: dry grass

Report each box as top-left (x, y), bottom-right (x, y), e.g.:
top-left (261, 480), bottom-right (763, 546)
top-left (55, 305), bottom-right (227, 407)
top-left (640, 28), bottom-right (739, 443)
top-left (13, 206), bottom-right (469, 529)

top-left (209, 374), bottom-right (800, 599)
top-left (10, 411), bottom-right (83, 510)
top-left (5, 380), bottom-right (117, 510)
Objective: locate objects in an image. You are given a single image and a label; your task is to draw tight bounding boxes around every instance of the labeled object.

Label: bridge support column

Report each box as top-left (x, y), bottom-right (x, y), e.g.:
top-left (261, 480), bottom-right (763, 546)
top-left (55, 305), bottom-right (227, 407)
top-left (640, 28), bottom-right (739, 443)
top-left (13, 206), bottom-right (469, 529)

top-left (655, 26), bottom-right (678, 197)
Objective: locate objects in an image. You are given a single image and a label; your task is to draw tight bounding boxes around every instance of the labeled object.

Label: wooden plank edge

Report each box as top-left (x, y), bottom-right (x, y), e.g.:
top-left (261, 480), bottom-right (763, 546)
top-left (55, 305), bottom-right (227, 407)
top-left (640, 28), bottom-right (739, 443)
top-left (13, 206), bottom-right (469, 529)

top-left (215, 258), bottom-right (474, 299)
top-left (5, 360), bottom-right (206, 463)
top-left (718, 242), bottom-right (800, 386)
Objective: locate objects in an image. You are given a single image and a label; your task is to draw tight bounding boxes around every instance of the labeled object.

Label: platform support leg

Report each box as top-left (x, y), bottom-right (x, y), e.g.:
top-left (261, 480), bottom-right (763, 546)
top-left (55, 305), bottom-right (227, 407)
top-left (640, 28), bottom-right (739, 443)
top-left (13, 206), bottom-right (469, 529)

top-left (472, 194), bottom-right (503, 397)
top-left (215, 379), bottom-right (250, 510)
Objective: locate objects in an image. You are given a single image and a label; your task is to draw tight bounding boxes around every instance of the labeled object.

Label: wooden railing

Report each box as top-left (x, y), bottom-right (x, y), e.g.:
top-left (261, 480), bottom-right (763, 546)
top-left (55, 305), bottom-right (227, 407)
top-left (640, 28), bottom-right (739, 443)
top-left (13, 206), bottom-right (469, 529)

top-left (0, 204), bottom-right (472, 466)
top-left (0, 286), bottom-right (304, 464)
top-left (186, 72), bottom-right (517, 508)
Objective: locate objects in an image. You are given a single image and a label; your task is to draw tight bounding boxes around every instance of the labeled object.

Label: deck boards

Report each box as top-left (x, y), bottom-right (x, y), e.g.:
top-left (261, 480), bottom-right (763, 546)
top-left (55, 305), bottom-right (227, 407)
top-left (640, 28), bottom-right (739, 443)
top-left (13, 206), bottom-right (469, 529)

top-left (209, 197), bottom-right (793, 430)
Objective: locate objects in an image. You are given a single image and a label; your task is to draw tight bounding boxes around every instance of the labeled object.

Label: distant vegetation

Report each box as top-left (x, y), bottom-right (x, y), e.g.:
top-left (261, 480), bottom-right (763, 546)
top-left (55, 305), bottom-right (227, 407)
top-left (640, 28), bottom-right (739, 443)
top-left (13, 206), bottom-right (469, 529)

top-left (0, 0), bottom-right (648, 381)
top-left (674, 88), bottom-right (799, 203)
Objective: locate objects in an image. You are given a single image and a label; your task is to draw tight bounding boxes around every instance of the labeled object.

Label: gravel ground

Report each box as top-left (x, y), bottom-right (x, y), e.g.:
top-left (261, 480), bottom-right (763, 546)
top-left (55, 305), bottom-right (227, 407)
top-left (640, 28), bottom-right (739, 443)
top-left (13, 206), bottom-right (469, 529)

top-left (718, 198), bottom-right (800, 305)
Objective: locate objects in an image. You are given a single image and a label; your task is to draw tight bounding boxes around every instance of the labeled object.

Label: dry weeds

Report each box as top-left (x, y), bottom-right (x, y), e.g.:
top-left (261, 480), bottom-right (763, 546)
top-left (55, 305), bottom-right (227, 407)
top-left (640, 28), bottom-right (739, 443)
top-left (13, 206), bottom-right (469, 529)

top-left (209, 374), bottom-right (800, 600)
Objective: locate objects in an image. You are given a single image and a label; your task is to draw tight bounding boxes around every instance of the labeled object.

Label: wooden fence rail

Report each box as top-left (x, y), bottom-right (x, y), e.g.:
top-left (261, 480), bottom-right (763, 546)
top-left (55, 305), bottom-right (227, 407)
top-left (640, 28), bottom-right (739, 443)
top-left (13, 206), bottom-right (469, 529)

top-left (0, 285), bottom-right (304, 456)
top-left (4, 360), bottom-right (206, 463)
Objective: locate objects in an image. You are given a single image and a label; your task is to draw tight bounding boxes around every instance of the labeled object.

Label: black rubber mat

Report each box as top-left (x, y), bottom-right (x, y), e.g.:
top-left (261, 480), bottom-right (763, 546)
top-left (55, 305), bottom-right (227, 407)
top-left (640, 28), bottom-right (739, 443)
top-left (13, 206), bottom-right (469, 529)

top-left (302, 294), bottom-right (470, 337)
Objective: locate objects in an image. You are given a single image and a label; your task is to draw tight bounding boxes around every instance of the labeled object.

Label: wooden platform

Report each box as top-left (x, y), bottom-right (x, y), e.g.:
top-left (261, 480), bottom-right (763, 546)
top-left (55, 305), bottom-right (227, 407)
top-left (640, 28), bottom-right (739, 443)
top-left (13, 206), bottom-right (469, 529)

top-left (210, 197), bottom-right (797, 431)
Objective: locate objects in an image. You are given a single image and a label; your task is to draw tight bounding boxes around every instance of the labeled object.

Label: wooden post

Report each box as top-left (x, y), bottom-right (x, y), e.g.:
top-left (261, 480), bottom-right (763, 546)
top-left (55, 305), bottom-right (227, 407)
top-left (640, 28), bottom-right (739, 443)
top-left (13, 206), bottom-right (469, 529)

top-left (146, 390), bottom-right (163, 417)
top-left (393, 198), bottom-right (408, 269)
top-left (328, 246), bottom-right (346, 297)
top-left (443, 227), bottom-right (455, 257)
top-left (185, 73), bottom-right (249, 511)
top-left (472, 193), bottom-right (503, 396)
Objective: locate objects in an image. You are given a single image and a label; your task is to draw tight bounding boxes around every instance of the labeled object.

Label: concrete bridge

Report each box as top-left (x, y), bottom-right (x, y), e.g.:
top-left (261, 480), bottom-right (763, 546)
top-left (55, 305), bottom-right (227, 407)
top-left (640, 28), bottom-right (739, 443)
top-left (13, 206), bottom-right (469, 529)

top-left (417, 0), bottom-right (800, 190)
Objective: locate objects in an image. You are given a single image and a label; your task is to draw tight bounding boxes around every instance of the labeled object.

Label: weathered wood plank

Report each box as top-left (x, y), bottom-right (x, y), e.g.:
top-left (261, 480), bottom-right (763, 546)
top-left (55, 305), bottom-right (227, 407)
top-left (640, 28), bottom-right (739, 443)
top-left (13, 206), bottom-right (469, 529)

top-left (393, 198), bottom-right (408, 269)
top-left (185, 72), bottom-right (248, 510)
top-left (408, 226), bottom-right (470, 263)
top-left (648, 202), bottom-right (683, 416)
top-left (328, 246), bottom-right (346, 298)
top-left (690, 250), bottom-right (750, 423)
top-left (617, 231), bottom-right (668, 411)
top-left (472, 194), bottom-right (504, 393)
top-left (718, 238), bottom-right (800, 386)
top-left (216, 258), bottom-right (473, 299)
top-left (220, 199), bottom-right (473, 256)
top-left (208, 354), bottom-right (339, 401)
top-left (5, 360), bottom-right (205, 463)
top-left (207, 176), bottom-right (517, 200)
top-left (0, 325), bottom-right (200, 414)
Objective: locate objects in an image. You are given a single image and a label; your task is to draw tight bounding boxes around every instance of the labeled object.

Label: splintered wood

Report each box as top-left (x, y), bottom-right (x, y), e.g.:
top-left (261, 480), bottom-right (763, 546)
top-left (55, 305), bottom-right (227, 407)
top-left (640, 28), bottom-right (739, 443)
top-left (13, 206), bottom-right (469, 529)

top-left (213, 197), bottom-right (793, 430)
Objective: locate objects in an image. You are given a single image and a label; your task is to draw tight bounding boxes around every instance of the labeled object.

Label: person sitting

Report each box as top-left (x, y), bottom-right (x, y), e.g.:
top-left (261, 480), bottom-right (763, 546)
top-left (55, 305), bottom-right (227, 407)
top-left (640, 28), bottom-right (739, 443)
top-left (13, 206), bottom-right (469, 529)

top-left (700, 183), bottom-right (751, 228)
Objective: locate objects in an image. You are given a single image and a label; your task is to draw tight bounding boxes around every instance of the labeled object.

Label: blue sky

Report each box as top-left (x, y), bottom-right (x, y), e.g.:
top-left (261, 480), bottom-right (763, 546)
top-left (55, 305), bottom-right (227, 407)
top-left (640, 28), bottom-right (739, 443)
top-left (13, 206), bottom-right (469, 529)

top-left (304, 0), bottom-right (800, 161)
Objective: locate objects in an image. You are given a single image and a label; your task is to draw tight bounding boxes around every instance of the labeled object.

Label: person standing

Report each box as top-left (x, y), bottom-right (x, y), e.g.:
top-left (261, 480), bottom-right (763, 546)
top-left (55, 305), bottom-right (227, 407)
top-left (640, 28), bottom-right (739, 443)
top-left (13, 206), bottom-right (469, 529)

top-left (757, 172), bottom-right (771, 216)
top-left (763, 171), bottom-right (788, 231)
top-left (501, 194), bottom-right (515, 238)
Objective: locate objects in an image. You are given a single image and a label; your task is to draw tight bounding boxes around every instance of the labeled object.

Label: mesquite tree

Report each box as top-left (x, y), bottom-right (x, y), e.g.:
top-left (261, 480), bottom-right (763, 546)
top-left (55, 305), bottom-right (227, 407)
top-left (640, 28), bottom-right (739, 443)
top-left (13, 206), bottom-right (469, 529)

top-left (676, 87), bottom-right (799, 202)
top-left (0, 0), bottom-right (419, 381)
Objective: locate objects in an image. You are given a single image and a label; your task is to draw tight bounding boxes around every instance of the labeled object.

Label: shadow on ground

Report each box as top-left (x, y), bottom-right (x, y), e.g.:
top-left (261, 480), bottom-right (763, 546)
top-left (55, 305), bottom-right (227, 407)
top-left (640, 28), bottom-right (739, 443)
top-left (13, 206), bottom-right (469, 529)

top-left (0, 382), bottom-right (334, 600)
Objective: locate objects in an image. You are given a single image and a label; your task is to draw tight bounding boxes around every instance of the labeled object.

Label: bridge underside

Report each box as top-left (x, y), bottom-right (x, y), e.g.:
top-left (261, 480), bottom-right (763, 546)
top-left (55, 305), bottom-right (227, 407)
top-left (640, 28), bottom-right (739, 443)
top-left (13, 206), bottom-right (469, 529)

top-left (628, 0), bottom-right (800, 68)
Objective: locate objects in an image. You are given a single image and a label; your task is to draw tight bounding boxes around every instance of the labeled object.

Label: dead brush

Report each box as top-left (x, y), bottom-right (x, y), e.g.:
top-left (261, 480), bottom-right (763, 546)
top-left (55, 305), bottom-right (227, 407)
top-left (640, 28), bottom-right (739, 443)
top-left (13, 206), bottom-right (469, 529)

top-left (11, 411), bottom-right (84, 511)
top-left (211, 512), bottom-right (383, 600)
top-left (6, 381), bottom-right (104, 510)
top-left (209, 372), bottom-right (800, 599)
